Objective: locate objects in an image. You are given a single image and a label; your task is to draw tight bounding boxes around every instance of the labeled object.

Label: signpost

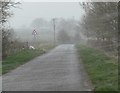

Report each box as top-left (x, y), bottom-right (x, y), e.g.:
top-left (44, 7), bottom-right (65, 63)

top-left (32, 29), bottom-right (37, 46)
top-left (32, 29), bottom-right (37, 37)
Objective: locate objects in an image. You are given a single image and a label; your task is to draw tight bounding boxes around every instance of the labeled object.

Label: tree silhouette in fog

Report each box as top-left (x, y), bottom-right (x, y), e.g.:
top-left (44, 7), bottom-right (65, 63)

top-left (57, 29), bottom-right (71, 44)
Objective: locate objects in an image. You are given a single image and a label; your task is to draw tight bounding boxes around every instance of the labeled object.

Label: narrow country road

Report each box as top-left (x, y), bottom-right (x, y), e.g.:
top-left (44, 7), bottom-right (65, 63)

top-left (3, 44), bottom-right (92, 91)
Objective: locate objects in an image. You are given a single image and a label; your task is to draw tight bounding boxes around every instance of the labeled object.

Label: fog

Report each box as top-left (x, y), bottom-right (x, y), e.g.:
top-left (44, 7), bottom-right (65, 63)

top-left (10, 2), bottom-right (84, 28)
top-left (7, 2), bottom-right (88, 46)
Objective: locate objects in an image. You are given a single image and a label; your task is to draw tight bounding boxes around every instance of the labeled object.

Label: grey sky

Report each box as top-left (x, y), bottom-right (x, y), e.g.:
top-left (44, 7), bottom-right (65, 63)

top-left (9, 2), bottom-right (85, 28)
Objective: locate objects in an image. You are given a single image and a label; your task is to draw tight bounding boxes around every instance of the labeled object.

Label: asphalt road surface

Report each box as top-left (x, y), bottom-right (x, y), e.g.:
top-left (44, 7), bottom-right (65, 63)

top-left (3, 44), bottom-right (92, 91)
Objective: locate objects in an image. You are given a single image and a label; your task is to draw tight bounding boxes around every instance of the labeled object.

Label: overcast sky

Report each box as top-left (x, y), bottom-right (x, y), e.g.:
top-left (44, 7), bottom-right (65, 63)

top-left (9, 2), bottom-right (85, 28)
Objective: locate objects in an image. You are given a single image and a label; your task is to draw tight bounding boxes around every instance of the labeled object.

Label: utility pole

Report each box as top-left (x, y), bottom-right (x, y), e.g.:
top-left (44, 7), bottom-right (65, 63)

top-left (52, 18), bottom-right (56, 45)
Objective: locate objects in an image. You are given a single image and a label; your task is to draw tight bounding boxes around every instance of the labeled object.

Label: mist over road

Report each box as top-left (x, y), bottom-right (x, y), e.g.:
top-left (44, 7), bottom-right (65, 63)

top-left (3, 44), bottom-right (92, 91)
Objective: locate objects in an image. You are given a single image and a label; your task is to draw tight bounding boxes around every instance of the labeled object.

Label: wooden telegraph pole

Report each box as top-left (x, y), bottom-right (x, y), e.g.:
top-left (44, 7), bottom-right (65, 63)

top-left (53, 18), bottom-right (57, 45)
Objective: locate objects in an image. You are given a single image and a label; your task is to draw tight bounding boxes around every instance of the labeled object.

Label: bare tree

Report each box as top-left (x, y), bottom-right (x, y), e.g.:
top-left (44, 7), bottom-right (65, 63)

top-left (30, 18), bottom-right (48, 29)
top-left (1, 0), bottom-right (20, 58)
top-left (80, 2), bottom-right (118, 54)
top-left (57, 29), bottom-right (71, 44)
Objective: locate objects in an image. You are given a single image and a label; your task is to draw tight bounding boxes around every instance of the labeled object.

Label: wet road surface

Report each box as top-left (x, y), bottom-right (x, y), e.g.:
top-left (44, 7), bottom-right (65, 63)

top-left (3, 44), bottom-right (92, 91)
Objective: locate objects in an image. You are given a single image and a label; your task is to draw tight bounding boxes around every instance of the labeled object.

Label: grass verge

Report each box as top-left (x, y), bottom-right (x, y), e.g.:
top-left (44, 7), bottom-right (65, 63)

top-left (2, 45), bottom-right (55, 75)
top-left (76, 44), bottom-right (118, 91)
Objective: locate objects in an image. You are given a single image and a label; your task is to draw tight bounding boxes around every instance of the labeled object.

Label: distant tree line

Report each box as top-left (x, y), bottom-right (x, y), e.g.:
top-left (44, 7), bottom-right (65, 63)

top-left (31, 17), bottom-right (82, 44)
top-left (56, 18), bottom-right (82, 44)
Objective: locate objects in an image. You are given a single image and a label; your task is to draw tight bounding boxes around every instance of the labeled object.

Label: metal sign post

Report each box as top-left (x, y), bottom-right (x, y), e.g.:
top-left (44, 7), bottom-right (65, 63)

top-left (32, 29), bottom-right (37, 46)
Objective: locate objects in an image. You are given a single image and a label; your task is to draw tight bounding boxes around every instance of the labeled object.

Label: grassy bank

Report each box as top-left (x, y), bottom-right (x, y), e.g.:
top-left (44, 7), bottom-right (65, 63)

top-left (76, 45), bottom-right (118, 91)
top-left (2, 45), bottom-right (55, 74)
